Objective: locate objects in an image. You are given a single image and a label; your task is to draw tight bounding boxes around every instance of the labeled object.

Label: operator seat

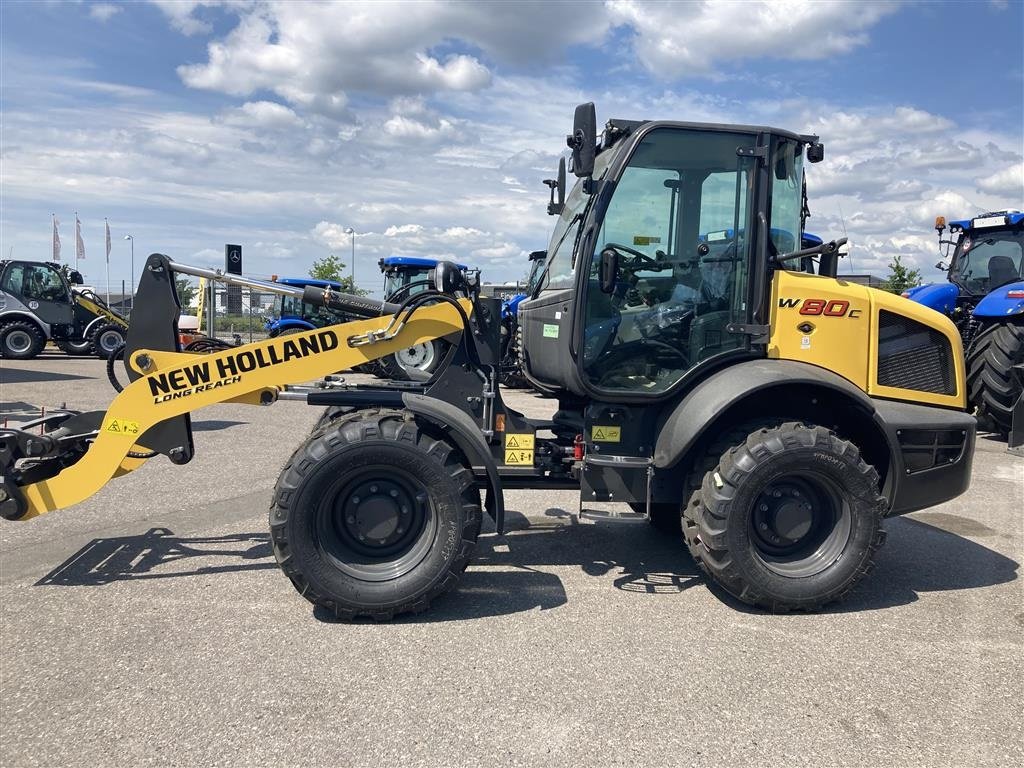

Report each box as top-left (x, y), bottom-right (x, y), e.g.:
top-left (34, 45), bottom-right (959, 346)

top-left (988, 255), bottom-right (1018, 289)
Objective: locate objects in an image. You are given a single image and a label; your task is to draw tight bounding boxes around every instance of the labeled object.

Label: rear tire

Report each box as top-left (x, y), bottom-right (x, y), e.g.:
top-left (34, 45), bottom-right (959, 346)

top-left (89, 322), bottom-right (126, 359)
top-left (682, 421), bottom-right (887, 611)
top-left (56, 338), bottom-right (93, 356)
top-left (269, 410), bottom-right (481, 620)
top-left (966, 322), bottom-right (1024, 435)
top-left (0, 319), bottom-right (45, 359)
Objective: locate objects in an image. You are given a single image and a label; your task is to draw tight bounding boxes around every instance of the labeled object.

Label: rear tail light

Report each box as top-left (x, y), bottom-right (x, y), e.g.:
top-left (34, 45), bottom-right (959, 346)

top-left (900, 292), bottom-right (911, 298)
top-left (1007, 289), bottom-right (1024, 299)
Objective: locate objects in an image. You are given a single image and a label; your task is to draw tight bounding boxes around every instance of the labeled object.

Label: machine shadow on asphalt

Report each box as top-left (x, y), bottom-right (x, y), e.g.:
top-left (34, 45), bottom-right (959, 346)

top-left (0, 366), bottom-right (93, 384)
top-left (34, 508), bottom-right (1019, 621)
top-left (35, 528), bottom-right (277, 586)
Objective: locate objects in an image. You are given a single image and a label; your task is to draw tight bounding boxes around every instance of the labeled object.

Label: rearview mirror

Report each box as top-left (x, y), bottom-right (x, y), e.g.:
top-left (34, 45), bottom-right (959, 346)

top-left (69, 270), bottom-right (84, 285)
top-left (545, 157), bottom-right (567, 215)
top-left (599, 248), bottom-right (618, 294)
top-left (935, 261), bottom-right (948, 271)
top-left (806, 143), bottom-right (824, 163)
top-left (567, 102), bottom-right (596, 178)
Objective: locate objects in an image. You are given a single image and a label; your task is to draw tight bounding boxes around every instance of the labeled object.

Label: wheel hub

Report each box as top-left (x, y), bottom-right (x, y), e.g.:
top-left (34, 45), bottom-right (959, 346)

top-left (340, 479), bottom-right (417, 551)
top-left (6, 331), bottom-right (32, 353)
top-left (752, 480), bottom-right (824, 553)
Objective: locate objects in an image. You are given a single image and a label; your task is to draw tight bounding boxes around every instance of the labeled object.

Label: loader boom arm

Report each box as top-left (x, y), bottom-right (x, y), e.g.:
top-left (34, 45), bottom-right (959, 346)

top-left (1, 255), bottom-right (474, 521)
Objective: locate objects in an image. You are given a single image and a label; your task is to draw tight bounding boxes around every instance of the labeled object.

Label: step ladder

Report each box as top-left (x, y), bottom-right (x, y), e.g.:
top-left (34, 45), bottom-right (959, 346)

top-left (578, 453), bottom-right (654, 524)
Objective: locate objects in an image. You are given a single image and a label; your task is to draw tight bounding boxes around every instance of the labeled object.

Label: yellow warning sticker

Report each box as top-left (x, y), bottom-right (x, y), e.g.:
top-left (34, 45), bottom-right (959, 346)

top-left (106, 418), bottom-right (141, 435)
top-left (504, 449), bottom-right (534, 465)
top-left (633, 235), bottom-right (661, 246)
top-left (504, 433), bottom-right (535, 450)
top-left (591, 426), bottom-right (621, 443)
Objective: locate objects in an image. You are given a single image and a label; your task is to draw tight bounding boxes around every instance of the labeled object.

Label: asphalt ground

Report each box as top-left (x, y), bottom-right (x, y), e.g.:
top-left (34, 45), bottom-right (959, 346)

top-left (1, 353), bottom-right (1021, 767)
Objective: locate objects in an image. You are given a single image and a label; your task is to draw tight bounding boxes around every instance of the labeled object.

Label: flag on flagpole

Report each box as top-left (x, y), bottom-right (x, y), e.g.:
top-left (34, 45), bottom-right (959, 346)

top-left (105, 219), bottom-right (111, 263)
top-left (52, 215), bottom-right (61, 262)
top-left (75, 214), bottom-right (86, 261)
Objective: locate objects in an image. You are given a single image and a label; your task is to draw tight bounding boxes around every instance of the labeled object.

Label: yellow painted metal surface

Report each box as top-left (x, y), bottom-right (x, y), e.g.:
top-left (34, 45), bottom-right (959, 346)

top-left (19, 299), bottom-right (473, 519)
top-left (769, 270), bottom-right (965, 408)
top-left (76, 293), bottom-right (128, 328)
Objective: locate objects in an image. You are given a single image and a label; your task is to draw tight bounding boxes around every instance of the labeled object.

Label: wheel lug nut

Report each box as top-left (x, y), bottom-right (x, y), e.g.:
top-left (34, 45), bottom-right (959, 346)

top-left (396, 528), bottom-right (404, 534)
top-left (370, 485), bottom-right (378, 493)
top-left (358, 534), bottom-right (365, 541)
top-left (759, 522), bottom-right (768, 531)
top-left (390, 490), bottom-right (398, 498)
top-left (772, 490), bottom-right (781, 498)
top-left (401, 506), bottom-right (409, 515)
top-left (352, 496), bottom-right (360, 504)
top-left (760, 504), bottom-right (768, 512)
top-left (347, 516), bottom-right (355, 524)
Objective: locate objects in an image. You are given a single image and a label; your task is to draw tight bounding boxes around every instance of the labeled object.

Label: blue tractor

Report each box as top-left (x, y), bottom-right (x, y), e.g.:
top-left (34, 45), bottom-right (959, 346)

top-left (264, 277), bottom-right (351, 337)
top-left (903, 210), bottom-right (1024, 434)
top-left (377, 256), bottom-right (476, 380)
top-left (499, 250), bottom-right (547, 388)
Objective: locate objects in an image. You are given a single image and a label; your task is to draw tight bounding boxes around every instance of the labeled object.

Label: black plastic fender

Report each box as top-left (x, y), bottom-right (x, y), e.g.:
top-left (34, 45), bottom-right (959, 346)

top-left (402, 392), bottom-right (505, 534)
top-left (654, 359), bottom-right (878, 469)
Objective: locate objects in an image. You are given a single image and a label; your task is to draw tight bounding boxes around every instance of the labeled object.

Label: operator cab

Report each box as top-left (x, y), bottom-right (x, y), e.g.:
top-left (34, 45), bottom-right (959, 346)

top-left (379, 256), bottom-right (470, 302)
top-left (519, 107), bottom-right (821, 400)
top-left (943, 211), bottom-right (1024, 296)
top-left (0, 260), bottom-right (76, 326)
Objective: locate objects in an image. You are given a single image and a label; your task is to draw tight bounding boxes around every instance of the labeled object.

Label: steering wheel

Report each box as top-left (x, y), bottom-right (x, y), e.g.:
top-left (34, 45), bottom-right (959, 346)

top-left (603, 242), bottom-right (662, 271)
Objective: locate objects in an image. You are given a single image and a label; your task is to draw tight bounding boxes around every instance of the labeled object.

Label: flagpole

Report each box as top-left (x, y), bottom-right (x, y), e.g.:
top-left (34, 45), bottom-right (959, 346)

top-left (104, 218), bottom-right (111, 305)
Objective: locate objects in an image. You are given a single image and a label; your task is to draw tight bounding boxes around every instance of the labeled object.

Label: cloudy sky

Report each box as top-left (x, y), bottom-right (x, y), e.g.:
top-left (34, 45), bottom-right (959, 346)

top-left (2, 0), bottom-right (1022, 295)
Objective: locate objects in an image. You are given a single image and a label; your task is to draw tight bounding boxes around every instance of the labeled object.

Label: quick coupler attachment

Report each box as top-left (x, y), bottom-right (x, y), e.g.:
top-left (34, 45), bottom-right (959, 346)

top-left (0, 429), bottom-right (58, 520)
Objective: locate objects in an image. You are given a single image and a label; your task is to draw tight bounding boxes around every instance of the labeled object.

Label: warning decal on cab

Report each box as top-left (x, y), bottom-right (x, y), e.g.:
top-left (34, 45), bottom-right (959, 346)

top-left (591, 426), bottom-right (621, 443)
top-left (504, 433), bottom-right (535, 465)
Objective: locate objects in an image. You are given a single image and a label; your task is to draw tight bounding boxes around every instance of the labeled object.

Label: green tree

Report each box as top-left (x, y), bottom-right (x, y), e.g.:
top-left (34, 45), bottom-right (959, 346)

top-left (883, 254), bottom-right (922, 294)
top-left (175, 276), bottom-right (198, 308)
top-left (309, 254), bottom-right (367, 295)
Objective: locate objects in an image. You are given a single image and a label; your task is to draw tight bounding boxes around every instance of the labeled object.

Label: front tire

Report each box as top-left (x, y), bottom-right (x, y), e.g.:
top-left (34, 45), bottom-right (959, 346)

top-left (0, 319), bottom-right (46, 359)
top-left (682, 422), bottom-right (887, 611)
top-left (89, 322), bottom-right (126, 359)
top-left (269, 410), bottom-right (481, 620)
top-left (966, 322), bottom-right (1024, 435)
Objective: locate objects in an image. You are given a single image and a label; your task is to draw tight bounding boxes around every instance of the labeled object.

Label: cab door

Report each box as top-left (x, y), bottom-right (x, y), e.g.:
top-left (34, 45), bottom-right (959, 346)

top-left (0, 262), bottom-right (74, 325)
top-left (574, 126), bottom-right (761, 401)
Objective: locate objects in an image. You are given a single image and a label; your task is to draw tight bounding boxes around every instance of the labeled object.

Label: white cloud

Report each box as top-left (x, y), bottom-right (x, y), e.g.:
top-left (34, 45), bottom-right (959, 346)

top-left (605, 0), bottom-right (900, 77)
top-left (975, 163), bottom-right (1024, 197)
top-left (89, 3), bottom-right (122, 22)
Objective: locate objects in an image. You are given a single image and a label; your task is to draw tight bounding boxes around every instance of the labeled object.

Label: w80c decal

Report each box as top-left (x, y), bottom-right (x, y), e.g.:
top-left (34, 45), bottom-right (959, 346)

top-left (779, 297), bottom-right (862, 318)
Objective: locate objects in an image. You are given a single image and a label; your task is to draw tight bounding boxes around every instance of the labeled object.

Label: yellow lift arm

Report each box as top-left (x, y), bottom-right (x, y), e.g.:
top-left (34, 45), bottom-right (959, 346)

top-left (1, 256), bottom-right (475, 521)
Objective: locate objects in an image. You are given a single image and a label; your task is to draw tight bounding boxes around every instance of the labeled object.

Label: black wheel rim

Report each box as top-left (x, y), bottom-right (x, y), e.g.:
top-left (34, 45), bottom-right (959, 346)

top-left (313, 466), bottom-right (435, 582)
top-left (6, 330), bottom-right (32, 353)
top-left (748, 472), bottom-right (851, 577)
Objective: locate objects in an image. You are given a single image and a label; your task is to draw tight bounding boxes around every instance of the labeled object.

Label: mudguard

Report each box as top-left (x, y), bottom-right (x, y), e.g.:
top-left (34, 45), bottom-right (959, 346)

top-left (902, 282), bottom-right (959, 315)
top-left (653, 359), bottom-right (877, 469)
top-left (973, 279), bottom-right (1024, 319)
top-left (401, 392), bottom-right (505, 533)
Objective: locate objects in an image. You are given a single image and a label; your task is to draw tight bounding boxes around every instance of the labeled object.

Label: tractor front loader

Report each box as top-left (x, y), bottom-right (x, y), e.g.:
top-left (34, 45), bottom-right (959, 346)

top-left (0, 104), bottom-right (978, 620)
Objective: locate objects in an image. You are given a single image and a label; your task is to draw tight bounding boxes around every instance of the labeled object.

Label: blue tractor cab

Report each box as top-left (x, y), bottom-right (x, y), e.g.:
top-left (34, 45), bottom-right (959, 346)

top-left (264, 277), bottom-right (350, 337)
top-left (375, 256), bottom-right (477, 380)
top-left (903, 210), bottom-right (1024, 435)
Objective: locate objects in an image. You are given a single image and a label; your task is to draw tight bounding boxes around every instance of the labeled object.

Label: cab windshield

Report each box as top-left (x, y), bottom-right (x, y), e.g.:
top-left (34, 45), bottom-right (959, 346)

top-left (383, 266), bottom-right (433, 300)
top-left (540, 149), bottom-right (615, 291)
top-left (952, 229), bottom-right (1023, 295)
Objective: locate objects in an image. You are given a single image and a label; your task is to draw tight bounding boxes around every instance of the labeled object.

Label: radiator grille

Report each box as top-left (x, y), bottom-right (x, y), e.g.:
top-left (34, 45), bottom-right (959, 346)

top-left (877, 311), bottom-right (956, 395)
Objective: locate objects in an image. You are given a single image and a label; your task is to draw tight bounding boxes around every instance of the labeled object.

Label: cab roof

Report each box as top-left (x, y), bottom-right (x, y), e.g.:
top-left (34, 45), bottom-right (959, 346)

top-left (950, 210), bottom-right (1024, 232)
top-left (380, 255), bottom-right (469, 271)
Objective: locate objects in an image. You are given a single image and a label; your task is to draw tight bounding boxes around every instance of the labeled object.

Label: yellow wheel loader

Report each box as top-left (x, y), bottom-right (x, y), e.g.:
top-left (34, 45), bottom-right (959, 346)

top-left (0, 104), bottom-right (975, 619)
